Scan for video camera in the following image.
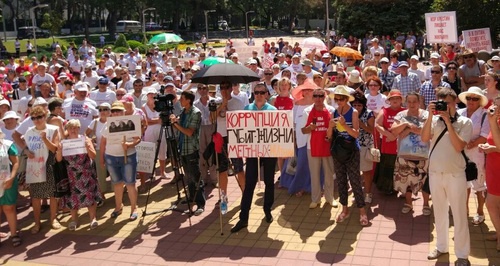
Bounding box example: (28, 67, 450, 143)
(154, 85, 176, 114)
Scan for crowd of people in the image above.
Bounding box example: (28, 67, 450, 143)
(0, 35, 499, 266)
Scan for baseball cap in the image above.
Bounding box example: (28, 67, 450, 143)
(410, 55, 419, 61)
(98, 102, 111, 109)
(248, 59, 258, 65)
(398, 61, 409, 67)
(33, 97, 48, 106)
(430, 52, 440, 59)
(98, 77, 109, 84)
(111, 101, 125, 111)
(164, 83, 175, 88)
(163, 76, 174, 82)
(59, 73, 68, 79)
(74, 82, 89, 92)
(380, 57, 389, 63)
(0, 99, 10, 107)
(301, 59, 313, 67)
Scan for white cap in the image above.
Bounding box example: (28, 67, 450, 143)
(0, 99, 10, 107)
(380, 57, 389, 63)
(430, 52, 440, 59)
(59, 72, 68, 78)
(74, 82, 89, 92)
(2, 110, 18, 120)
(33, 97, 48, 106)
(98, 102, 111, 109)
(410, 55, 419, 61)
(248, 59, 258, 65)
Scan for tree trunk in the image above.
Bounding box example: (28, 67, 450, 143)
(84, 0, 90, 39)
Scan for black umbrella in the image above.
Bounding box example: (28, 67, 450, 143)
(191, 63, 261, 84)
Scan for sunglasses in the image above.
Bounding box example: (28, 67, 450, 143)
(463, 55, 473, 59)
(31, 115, 44, 121)
(28, 104, 33, 107)
(380, 62, 389, 64)
(111, 109, 123, 113)
(313, 94, 325, 98)
(254, 91, 267, 95)
(447, 67, 457, 70)
(334, 97, 346, 102)
(431, 70, 441, 74)
(264, 73, 273, 75)
(98, 108, 110, 112)
(116, 93, 125, 96)
(465, 96, 480, 102)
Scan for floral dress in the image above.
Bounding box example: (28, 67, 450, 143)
(59, 153, 103, 210)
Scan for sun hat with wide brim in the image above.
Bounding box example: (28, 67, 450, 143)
(111, 101, 126, 111)
(328, 85, 355, 102)
(385, 89, 403, 104)
(291, 79, 317, 101)
(458, 86, 489, 107)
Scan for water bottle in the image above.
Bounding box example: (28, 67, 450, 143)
(220, 190, 228, 215)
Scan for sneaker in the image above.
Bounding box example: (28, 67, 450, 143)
(472, 214, 485, 225)
(90, 219, 98, 230)
(194, 208, 204, 216)
(68, 221, 77, 231)
(454, 258, 471, 266)
(427, 248, 448, 260)
(364, 193, 373, 204)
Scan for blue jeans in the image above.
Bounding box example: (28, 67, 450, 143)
(105, 153, 137, 185)
(181, 151, 205, 207)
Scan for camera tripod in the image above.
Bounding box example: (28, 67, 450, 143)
(142, 113, 192, 217)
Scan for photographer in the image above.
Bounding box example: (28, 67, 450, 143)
(194, 84, 217, 186)
(216, 81, 246, 197)
(421, 88, 472, 265)
(169, 91, 204, 216)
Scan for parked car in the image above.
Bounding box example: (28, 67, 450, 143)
(145, 22, 161, 31)
(17, 26, 50, 39)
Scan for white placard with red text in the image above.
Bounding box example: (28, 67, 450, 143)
(462, 28, 492, 52)
(226, 110, 294, 158)
(425, 11, 457, 44)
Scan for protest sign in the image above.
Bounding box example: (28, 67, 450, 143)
(61, 136, 86, 156)
(106, 115, 142, 144)
(227, 110, 294, 158)
(261, 53, 274, 69)
(462, 28, 492, 52)
(136, 141, 156, 173)
(425, 11, 457, 43)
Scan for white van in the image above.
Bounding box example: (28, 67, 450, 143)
(116, 20, 142, 33)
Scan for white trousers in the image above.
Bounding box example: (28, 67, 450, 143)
(307, 149, 335, 204)
(429, 171, 470, 259)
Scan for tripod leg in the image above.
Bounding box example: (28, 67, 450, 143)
(142, 122, 166, 217)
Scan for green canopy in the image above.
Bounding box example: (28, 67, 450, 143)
(148, 33, 184, 45)
(201, 57, 234, 66)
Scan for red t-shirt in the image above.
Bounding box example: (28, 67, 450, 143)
(306, 107, 332, 157)
(263, 42, 270, 53)
(274, 96, 293, 110)
(15, 65, 30, 76)
(486, 131, 500, 196)
(381, 106, 405, 154)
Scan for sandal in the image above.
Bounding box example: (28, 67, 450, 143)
(336, 212, 350, 223)
(295, 191, 304, 197)
(129, 212, 138, 221)
(422, 206, 432, 216)
(11, 235, 22, 247)
(30, 224, 41, 235)
(472, 214, 485, 225)
(401, 204, 413, 214)
(359, 214, 369, 227)
(0, 232, 8, 238)
(68, 221, 77, 231)
(110, 208, 123, 218)
(52, 220, 62, 230)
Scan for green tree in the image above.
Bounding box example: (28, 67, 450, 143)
(41, 11, 64, 42)
(114, 33, 129, 48)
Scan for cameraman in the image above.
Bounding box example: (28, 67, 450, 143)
(216, 81, 246, 196)
(170, 90, 205, 215)
(194, 84, 218, 186)
(421, 87, 472, 265)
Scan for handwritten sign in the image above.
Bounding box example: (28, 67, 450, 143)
(227, 110, 294, 158)
(425, 11, 457, 44)
(106, 115, 142, 145)
(262, 53, 274, 69)
(61, 136, 86, 156)
(136, 141, 156, 173)
(462, 28, 492, 52)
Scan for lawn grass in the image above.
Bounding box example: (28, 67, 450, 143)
(3, 37, 70, 54)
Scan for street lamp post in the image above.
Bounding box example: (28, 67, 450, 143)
(142, 7, 156, 33)
(204, 10, 215, 42)
(245, 11, 254, 43)
(30, 4, 48, 59)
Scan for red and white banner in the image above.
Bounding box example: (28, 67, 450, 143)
(462, 28, 492, 52)
(425, 11, 458, 43)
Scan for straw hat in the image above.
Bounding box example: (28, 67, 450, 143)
(111, 101, 125, 111)
(329, 85, 355, 102)
(458, 86, 488, 107)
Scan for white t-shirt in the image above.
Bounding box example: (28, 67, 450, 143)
(217, 97, 245, 137)
(370, 46, 385, 57)
(70, 60, 83, 73)
(15, 116, 34, 135)
(409, 68, 426, 83)
(17, 95, 32, 118)
(365, 93, 389, 115)
(62, 98, 98, 134)
(89, 90, 117, 106)
(88, 118, 107, 148)
(231, 91, 249, 106)
(82, 71, 100, 88)
(32, 73, 55, 90)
